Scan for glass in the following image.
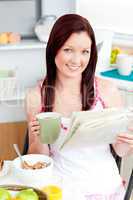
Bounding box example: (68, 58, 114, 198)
(116, 54, 132, 76)
(42, 185, 62, 200)
(41, 175, 62, 200)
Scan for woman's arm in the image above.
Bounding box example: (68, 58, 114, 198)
(112, 133, 133, 157)
(25, 86, 49, 155)
(98, 77, 133, 157)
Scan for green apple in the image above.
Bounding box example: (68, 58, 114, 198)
(16, 189, 39, 200)
(0, 188, 11, 200)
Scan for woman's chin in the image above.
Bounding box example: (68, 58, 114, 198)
(65, 70, 82, 78)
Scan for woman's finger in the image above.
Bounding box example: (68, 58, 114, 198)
(117, 138, 133, 145)
(33, 130, 40, 136)
(117, 136, 133, 141)
(31, 130, 40, 136)
(31, 120, 39, 126)
(115, 140, 123, 144)
(31, 125, 40, 132)
(128, 126, 133, 131)
(29, 121, 39, 130)
(36, 131, 40, 136)
(117, 133, 133, 139)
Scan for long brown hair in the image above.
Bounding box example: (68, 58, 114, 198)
(41, 14, 97, 112)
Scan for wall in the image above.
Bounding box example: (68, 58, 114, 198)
(75, 0, 133, 35)
(41, 0, 75, 17)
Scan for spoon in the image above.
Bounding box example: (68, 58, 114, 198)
(13, 144, 24, 166)
(13, 144, 51, 168)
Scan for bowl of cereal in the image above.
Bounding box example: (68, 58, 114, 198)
(12, 154, 53, 187)
(0, 159, 11, 177)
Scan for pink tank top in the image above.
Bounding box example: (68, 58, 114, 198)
(91, 77, 107, 110)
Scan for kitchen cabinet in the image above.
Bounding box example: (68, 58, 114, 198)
(0, 40, 45, 160)
(0, 121, 27, 160)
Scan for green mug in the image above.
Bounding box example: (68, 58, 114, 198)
(36, 112, 61, 144)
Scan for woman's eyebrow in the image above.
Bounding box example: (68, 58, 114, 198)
(63, 45, 91, 49)
(83, 47, 91, 50)
(63, 45, 73, 48)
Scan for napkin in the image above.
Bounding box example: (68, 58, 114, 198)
(60, 108, 132, 149)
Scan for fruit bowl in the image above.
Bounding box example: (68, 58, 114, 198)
(0, 185, 48, 200)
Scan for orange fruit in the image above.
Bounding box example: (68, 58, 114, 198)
(42, 185, 62, 200)
(0, 33, 8, 44)
(8, 32, 21, 44)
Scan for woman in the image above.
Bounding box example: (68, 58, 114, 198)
(26, 14, 133, 199)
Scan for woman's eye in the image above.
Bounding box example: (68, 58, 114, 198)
(83, 50, 90, 55)
(63, 48, 72, 52)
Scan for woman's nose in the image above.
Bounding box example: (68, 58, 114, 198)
(71, 53, 81, 65)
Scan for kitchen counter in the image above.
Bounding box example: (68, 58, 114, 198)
(97, 69, 133, 91)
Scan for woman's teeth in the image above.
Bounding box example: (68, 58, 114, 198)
(66, 64, 80, 70)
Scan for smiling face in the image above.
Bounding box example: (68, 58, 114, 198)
(55, 31, 92, 79)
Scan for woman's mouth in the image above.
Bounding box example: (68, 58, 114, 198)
(66, 64, 80, 71)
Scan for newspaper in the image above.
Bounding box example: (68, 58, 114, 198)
(60, 107, 133, 149)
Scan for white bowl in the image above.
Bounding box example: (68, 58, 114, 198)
(0, 161, 11, 177)
(12, 154, 53, 187)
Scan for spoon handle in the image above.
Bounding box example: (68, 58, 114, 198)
(13, 144, 23, 164)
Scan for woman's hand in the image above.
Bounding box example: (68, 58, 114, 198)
(28, 118, 50, 155)
(113, 131, 133, 157)
(29, 118, 40, 136)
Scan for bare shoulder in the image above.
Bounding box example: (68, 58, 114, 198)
(96, 76, 116, 91)
(25, 86, 42, 120)
(26, 85, 41, 101)
(96, 76, 124, 107)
